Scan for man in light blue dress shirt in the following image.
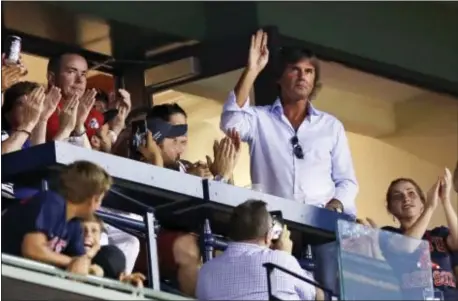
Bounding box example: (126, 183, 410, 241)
(220, 30, 359, 215)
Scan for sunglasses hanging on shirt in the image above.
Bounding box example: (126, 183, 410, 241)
(290, 136, 304, 159)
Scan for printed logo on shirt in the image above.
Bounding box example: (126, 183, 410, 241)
(433, 270, 456, 288)
(48, 236, 68, 253)
(88, 118, 100, 129)
(429, 236, 447, 253)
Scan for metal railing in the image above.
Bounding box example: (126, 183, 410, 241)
(1, 253, 193, 301)
(263, 262, 338, 301)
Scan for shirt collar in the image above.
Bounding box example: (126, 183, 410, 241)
(270, 97, 321, 119)
(226, 241, 268, 252)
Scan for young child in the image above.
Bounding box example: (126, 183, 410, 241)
(82, 215, 146, 287)
(2, 161, 112, 274)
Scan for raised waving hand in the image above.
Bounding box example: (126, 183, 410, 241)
(248, 30, 269, 74)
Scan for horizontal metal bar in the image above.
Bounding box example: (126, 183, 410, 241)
(96, 210, 146, 231)
(263, 262, 336, 296)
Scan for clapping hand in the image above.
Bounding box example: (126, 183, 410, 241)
(226, 128, 242, 166)
(58, 94, 79, 135)
(206, 137, 237, 181)
(426, 177, 441, 211)
(76, 89, 97, 128)
(40, 86, 62, 122)
(425, 168, 453, 210)
(21, 86, 46, 132)
(2, 65, 23, 92)
(439, 167, 452, 205)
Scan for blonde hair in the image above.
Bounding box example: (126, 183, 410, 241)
(82, 214, 106, 232)
(58, 160, 112, 204)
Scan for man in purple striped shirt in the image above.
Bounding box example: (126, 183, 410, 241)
(196, 200, 323, 300)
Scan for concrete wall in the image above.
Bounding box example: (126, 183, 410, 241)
(257, 2, 458, 83)
(169, 71, 457, 228)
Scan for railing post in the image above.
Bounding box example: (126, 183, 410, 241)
(41, 179, 48, 191)
(144, 210, 160, 290)
(204, 219, 214, 262)
(265, 264, 274, 301)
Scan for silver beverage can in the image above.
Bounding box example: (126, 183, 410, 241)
(5, 36, 22, 65)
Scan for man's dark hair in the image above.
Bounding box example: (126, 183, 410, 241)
(47, 52, 86, 75)
(2, 81, 40, 131)
(275, 47, 322, 100)
(228, 200, 271, 242)
(125, 106, 150, 126)
(146, 103, 187, 122)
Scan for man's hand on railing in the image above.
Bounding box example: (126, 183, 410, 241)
(89, 263, 104, 277)
(187, 161, 213, 179)
(119, 272, 146, 288)
(325, 199, 344, 213)
(67, 255, 91, 276)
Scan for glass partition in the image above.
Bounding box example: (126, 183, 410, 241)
(336, 220, 434, 300)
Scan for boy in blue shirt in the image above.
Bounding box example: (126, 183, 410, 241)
(2, 160, 112, 273)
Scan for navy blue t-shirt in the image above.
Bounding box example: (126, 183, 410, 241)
(381, 226, 458, 300)
(1, 129, 38, 199)
(1, 191, 85, 258)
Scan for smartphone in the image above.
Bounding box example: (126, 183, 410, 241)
(4, 36, 22, 65)
(130, 119, 147, 161)
(114, 75, 125, 96)
(270, 210, 284, 241)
